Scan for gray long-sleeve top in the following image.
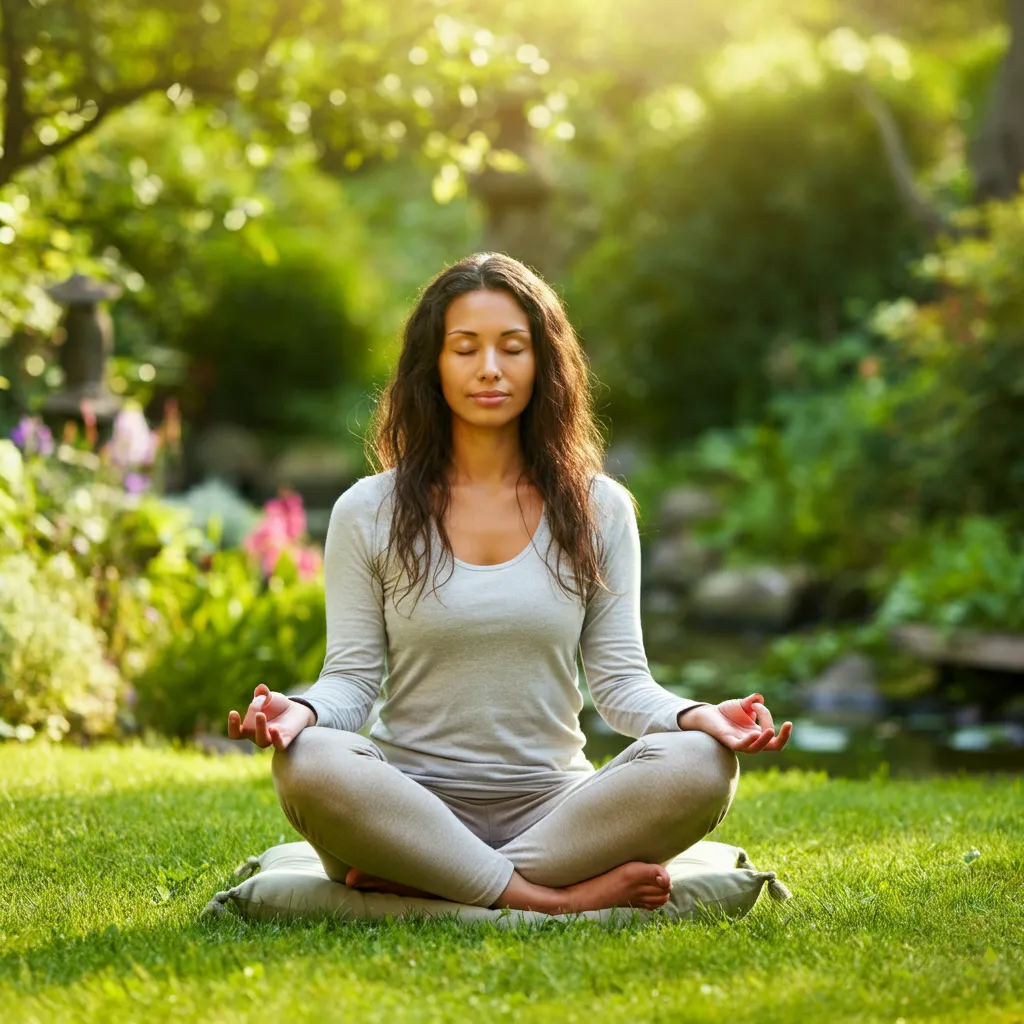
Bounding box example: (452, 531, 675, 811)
(290, 468, 707, 797)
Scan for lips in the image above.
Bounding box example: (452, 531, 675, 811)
(471, 392, 509, 398)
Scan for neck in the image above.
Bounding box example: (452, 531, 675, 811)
(446, 415, 527, 489)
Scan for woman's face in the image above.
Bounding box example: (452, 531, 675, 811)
(438, 288, 536, 428)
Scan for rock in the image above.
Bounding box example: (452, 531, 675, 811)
(802, 653, 885, 727)
(192, 424, 265, 493)
(647, 534, 721, 592)
(690, 565, 814, 630)
(658, 487, 722, 533)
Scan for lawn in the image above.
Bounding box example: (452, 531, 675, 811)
(1, 741, 1022, 1023)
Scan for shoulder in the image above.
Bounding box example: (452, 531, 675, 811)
(588, 472, 638, 521)
(329, 468, 396, 528)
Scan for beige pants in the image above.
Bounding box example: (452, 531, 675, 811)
(271, 726, 740, 908)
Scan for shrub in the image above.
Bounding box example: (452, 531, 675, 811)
(0, 553, 124, 741)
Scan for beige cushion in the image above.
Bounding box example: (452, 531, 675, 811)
(201, 839, 791, 928)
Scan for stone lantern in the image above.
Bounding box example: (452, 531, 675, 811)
(469, 94, 556, 278)
(42, 272, 123, 437)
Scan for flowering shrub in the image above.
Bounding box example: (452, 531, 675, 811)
(129, 547, 327, 739)
(1, 407, 330, 743)
(242, 490, 322, 581)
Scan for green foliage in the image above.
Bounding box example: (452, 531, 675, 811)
(567, 34, 934, 443)
(179, 229, 371, 435)
(866, 196, 1024, 517)
(0, 429, 329, 742)
(875, 517, 1024, 634)
(641, 192, 1024, 599)
(0, 553, 123, 742)
(130, 550, 326, 739)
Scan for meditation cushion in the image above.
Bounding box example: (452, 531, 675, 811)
(201, 839, 792, 928)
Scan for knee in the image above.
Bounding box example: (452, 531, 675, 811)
(271, 726, 377, 803)
(652, 729, 740, 812)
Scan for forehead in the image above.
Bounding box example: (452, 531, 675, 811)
(444, 288, 529, 328)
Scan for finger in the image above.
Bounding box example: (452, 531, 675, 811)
(753, 702, 775, 734)
(739, 728, 774, 754)
(749, 727, 775, 753)
(269, 725, 286, 752)
(227, 710, 244, 740)
(733, 729, 766, 752)
(254, 682, 271, 700)
(255, 711, 271, 748)
(242, 693, 268, 732)
(740, 693, 764, 711)
(763, 722, 793, 751)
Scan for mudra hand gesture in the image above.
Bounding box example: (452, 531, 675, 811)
(228, 683, 315, 751)
(680, 692, 793, 754)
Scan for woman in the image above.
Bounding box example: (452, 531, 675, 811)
(228, 252, 792, 916)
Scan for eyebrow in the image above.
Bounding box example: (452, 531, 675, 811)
(446, 328, 530, 337)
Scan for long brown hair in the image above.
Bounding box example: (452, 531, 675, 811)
(365, 252, 628, 612)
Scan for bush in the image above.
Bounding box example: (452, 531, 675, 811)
(130, 549, 327, 739)
(0, 553, 124, 741)
(566, 33, 936, 444)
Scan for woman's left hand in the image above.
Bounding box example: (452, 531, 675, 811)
(678, 693, 792, 754)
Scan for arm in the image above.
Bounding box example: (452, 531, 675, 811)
(579, 478, 710, 737)
(284, 481, 387, 732)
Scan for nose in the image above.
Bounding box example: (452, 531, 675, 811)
(479, 345, 502, 378)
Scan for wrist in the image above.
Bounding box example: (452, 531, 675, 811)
(677, 703, 713, 731)
(289, 698, 317, 728)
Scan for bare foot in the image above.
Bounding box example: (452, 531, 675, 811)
(494, 861, 672, 916)
(344, 867, 443, 900)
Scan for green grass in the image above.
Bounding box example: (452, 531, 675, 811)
(1, 741, 1022, 1023)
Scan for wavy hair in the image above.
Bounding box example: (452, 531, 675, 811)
(365, 252, 630, 613)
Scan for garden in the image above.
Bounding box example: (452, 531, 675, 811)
(2, 0, 1024, 1020)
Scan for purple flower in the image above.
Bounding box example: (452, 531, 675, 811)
(124, 472, 151, 494)
(108, 407, 157, 469)
(10, 416, 54, 457)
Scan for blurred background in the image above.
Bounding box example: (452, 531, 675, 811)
(2, 0, 1023, 776)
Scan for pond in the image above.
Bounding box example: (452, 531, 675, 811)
(580, 628, 1024, 778)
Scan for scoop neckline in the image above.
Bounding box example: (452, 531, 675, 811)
(451, 505, 547, 572)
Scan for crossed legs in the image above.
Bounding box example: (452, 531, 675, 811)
(271, 726, 740, 913)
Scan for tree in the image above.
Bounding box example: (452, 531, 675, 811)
(0, 0, 532, 189)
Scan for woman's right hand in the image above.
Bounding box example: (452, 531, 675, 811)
(228, 683, 315, 751)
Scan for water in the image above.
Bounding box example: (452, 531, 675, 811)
(580, 628, 1024, 777)
(581, 709, 1024, 777)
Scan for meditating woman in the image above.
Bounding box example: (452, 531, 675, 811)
(227, 252, 792, 916)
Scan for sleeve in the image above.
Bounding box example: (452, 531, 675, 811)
(284, 480, 387, 732)
(578, 477, 709, 737)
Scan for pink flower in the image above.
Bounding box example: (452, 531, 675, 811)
(108, 407, 158, 469)
(295, 546, 322, 581)
(242, 491, 321, 580)
(124, 472, 150, 493)
(264, 490, 306, 542)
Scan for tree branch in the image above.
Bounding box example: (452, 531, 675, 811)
(5, 68, 239, 183)
(854, 78, 954, 239)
